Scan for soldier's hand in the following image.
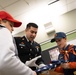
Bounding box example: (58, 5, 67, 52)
(25, 55, 41, 67)
(38, 63, 46, 68)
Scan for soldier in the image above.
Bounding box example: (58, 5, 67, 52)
(0, 11, 37, 75)
(14, 23, 45, 70)
(51, 32, 76, 75)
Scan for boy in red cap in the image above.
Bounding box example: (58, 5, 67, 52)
(51, 32, 76, 75)
(0, 11, 22, 32)
(0, 11, 37, 75)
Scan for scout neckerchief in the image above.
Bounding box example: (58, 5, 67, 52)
(60, 45, 76, 62)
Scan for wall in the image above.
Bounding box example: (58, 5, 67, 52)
(52, 9, 76, 33)
(40, 9, 76, 50)
(36, 9, 76, 43)
(41, 31, 76, 51)
(13, 9, 76, 50)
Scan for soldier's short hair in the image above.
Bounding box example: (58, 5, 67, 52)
(26, 22, 38, 29)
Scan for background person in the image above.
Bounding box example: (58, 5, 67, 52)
(0, 11, 37, 75)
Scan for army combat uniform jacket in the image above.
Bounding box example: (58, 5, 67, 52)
(14, 36, 44, 70)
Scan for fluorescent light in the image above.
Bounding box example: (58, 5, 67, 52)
(48, 0, 59, 5)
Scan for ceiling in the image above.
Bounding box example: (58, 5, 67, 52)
(0, 0, 76, 35)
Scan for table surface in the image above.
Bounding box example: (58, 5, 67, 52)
(39, 70, 64, 75)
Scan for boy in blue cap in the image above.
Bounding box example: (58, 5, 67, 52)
(51, 32, 76, 75)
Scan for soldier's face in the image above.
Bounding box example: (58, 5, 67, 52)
(25, 26, 38, 41)
(56, 38, 67, 49)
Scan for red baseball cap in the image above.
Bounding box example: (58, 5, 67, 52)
(0, 11, 22, 27)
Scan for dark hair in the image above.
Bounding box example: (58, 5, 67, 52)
(26, 22, 38, 29)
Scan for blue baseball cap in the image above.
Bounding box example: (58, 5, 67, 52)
(51, 32, 66, 42)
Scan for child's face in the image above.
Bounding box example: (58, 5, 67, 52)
(56, 38, 67, 49)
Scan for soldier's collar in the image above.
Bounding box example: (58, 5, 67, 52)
(24, 35, 33, 44)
